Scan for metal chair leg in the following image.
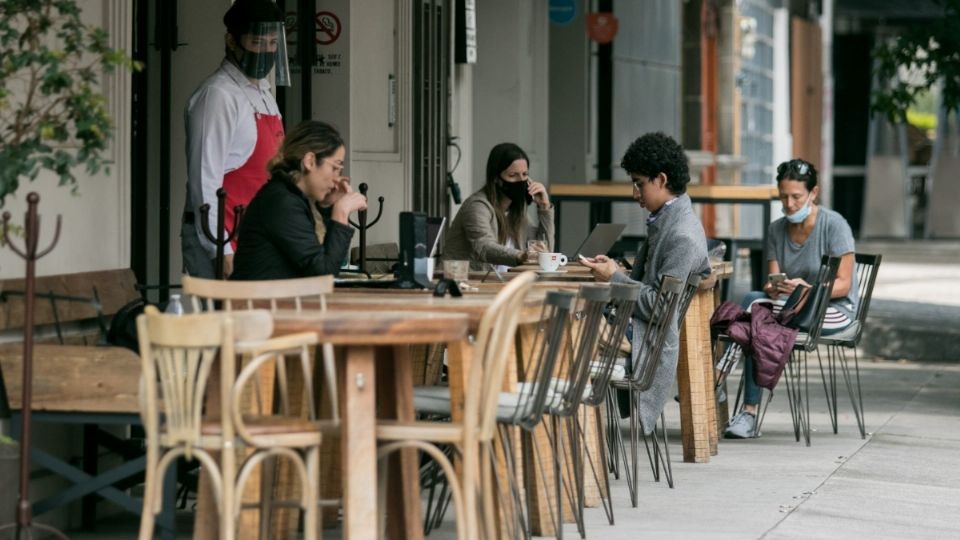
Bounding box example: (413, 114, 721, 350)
(818, 344, 839, 434)
(838, 345, 867, 438)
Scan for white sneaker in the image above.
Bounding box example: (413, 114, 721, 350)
(724, 411, 758, 439)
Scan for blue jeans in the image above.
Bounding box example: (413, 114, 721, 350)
(739, 291, 768, 406)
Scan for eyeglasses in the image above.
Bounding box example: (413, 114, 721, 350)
(777, 160, 810, 177)
(631, 175, 653, 190)
(323, 158, 344, 175)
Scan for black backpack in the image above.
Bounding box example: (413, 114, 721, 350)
(106, 298, 149, 352)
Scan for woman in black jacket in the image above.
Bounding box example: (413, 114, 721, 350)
(231, 120, 367, 280)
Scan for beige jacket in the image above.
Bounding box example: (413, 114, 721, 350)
(442, 191, 555, 269)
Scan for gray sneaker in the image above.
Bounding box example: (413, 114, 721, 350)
(724, 411, 758, 439)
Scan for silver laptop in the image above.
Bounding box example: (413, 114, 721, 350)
(571, 223, 626, 259)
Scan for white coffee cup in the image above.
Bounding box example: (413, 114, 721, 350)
(538, 252, 568, 272)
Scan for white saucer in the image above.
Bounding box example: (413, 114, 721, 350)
(536, 269, 568, 277)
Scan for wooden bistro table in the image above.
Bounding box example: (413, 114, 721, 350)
(0, 344, 178, 539)
(321, 289, 556, 535)
(269, 309, 469, 540)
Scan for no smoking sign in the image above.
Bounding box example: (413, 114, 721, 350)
(315, 11, 341, 45)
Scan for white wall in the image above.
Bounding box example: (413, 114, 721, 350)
(160, 0, 233, 283)
(345, 0, 412, 247)
(0, 0, 132, 279)
(469, 0, 550, 195)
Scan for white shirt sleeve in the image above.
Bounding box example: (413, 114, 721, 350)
(185, 85, 242, 257)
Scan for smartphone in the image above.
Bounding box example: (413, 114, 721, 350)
(768, 272, 787, 284)
(577, 254, 594, 263)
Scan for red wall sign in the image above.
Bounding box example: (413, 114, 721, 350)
(586, 12, 619, 44)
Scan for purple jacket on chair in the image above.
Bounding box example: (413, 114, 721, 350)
(710, 302, 799, 390)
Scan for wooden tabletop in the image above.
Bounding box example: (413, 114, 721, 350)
(0, 344, 141, 414)
(550, 182, 779, 201)
(319, 290, 547, 331)
(271, 309, 469, 345)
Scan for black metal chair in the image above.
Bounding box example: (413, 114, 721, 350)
(607, 275, 684, 504)
(816, 253, 882, 439)
(575, 282, 640, 527)
(413, 289, 576, 539)
(716, 256, 842, 445)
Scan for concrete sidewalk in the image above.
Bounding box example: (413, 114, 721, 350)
(561, 357, 960, 539)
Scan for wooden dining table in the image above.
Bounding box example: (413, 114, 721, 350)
(320, 289, 559, 535)
(270, 309, 470, 540)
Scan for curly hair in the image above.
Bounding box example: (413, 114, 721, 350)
(620, 132, 690, 194)
(776, 158, 818, 191)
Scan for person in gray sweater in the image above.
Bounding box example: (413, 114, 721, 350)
(443, 143, 555, 270)
(582, 132, 711, 433)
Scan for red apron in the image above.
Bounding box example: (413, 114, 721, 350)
(222, 111, 284, 250)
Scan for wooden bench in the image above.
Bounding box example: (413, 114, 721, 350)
(0, 269, 172, 534)
(0, 268, 141, 347)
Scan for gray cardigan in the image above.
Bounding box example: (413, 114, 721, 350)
(443, 190, 555, 269)
(610, 193, 710, 432)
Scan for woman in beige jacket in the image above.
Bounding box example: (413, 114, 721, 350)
(443, 143, 555, 269)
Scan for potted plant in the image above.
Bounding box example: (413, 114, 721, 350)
(0, 0, 141, 205)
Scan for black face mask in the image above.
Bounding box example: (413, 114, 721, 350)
(497, 178, 533, 205)
(236, 47, 275, 79)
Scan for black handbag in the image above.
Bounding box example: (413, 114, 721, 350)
(779, 283, 816, 331)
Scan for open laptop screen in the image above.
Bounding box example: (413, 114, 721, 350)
(426, 216, 446, 257)
(571, 223, 626, 259)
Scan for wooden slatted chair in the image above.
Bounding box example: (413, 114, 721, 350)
(136, 307, 322, 540)
(376, 271, 538, 540)
(182, 275, 340, 535)
(181, 275, 339, 429)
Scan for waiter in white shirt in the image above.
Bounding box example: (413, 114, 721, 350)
(182, 0, 290, 278)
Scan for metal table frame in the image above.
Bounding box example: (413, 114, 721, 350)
(11, 411, 176, 539)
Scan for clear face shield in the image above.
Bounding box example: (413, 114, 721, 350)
(233, 21, 290, 85)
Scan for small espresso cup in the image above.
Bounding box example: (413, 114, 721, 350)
(538, 252, 568, 272)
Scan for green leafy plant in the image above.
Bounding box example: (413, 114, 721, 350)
(871, 0, 960, 123)
(0, 0, 142, 205)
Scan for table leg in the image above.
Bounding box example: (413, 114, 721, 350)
(445, 338, 478, 536)
(342, 345, 378, 540)
(760, 201, 771, 289)
(377, 346, 423, 540)
(700, 290, 720, 455)
(677, 292, 711, 463)
(81, 424, 97, 529)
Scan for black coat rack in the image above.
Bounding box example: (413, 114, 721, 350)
(198, 188, 244, 280)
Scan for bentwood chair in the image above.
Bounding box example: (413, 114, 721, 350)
(137, 307, 322, 540)
(182, 275, 339, 426)
(607, 275, 684, 504)
(182, 275, 340, 533)
(378, 271, 538, 540)
(816, 253, 882, 438)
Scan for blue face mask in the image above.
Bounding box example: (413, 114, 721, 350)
(785, 197, 812, 223)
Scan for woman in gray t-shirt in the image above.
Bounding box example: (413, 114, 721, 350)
(724, 158, 858, 439)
